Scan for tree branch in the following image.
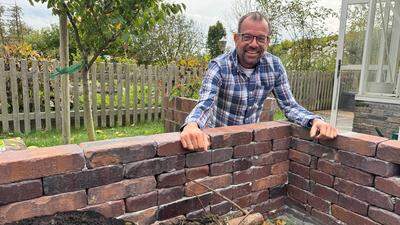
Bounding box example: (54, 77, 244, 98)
(61, 1, 85, 56)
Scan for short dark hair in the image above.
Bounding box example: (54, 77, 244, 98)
(237, 11, 271, 35)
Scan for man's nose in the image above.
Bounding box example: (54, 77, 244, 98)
(249, 37, 259, 47)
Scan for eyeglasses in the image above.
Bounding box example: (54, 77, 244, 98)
(238, 33, 270, 44)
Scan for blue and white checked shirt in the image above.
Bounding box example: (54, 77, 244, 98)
(184, 49, 320, 129)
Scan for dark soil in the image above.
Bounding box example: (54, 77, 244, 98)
(6, 211, 135, 225)
(178, 213, 227, 225)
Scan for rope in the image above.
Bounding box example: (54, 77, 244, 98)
(50, 62, 83, 79)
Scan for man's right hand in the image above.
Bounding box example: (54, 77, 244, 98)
(180, 122, 210, 151)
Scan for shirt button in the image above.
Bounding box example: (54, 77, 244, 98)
(249, 91, 253, 95)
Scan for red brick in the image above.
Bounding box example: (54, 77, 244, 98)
(317, 160, 336, 175)
(210, 186, 234, 204)
(310, 169, 334, 187)
(185, 174, 232, 196)
(287, 184, 309, 203)
(269, 185, 287, 198)
(332, 205, 379, 225)
(254, 141, 272, 154)
(126, 191, 157, 212)
(125, 156, 179, 178)
(210, 201, 232, 215)
(211, 147, 233, 163)
(337, 193, 368, 216)
(369, 206, 400, 225)
(0, 179, 42, 206)
(253, 165, 271, 180)
(252, 121, 291, 142)
(173, 110, 189, 125)
(320, 132, 388, 156)
(204, 125, 253, 148)
(78, 200, 125, 218)
(291, 138, 337, 160)
(310, 156, 318, 169)
(377, 140, 400, 164)
(154, 132, 187, 156)
(176, 97, 197, 112)
(0, 191, 87, 224)
(338, 150, 399, 177)
(119, 207, 157, 225)
(290, 123, 313, 141)
(0, 144, 85, 184)
(186, 151, 211, 167)
(311, 209, 342, 225)
(158, 186, 184, 205)
(251, 190, 269, 205)
(375, 177, 400, 197)
(308, 193, 330, 213)
(233, 183, 252, 198)
(233, 144, 254, 158)
(312, 183, 338, 203)
(271, 161, 289, 175)
(336, 164, 374, 186)
(234, 194, 252, 208)
(158, 193, 211, 220)
(157, 170, 186, 188)
(233, 168, 253, 184)
(186, 206, 210, 219)
(81, 136, 157, 168)
(288, 172, 311, 190)
(334, 178, 394, 210)
(252, 150, 288, 166)
(186, 166, 209, 181)
(285, 196, 309, 214)
(210, 161, 233, 176)
(233, 158, 252, 171)
(252, 174, 287, 191)
(289, 161, 310, 179)
(88, 176, 156, 205)
(43, 165, 123, 195)
(289, 149, 311, 165)
(273, 138, 291, 151)
(396, 198, 400, 215)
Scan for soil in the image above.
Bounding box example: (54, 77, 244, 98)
(6, 211, 135, 225)
(177, 213, 227, 225)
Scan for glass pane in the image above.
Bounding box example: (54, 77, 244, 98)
(365, 0, 398, 94)
(343, 4, 369, 65)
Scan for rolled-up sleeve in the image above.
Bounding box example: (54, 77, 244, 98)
(272, 59, 322, 128)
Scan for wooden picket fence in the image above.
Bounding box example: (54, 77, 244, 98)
(287, 71, 334, 111)
(0, 58, 333, 133)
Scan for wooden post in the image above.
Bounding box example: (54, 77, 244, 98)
(60, 14, 71, 144)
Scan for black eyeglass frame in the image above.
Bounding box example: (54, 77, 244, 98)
(237, 33, 270, 45)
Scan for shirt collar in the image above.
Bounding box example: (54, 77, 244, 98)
(231, 49, 266, 78)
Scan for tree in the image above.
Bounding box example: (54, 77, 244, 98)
(0, 5, 6, 45)
(30, 0, 184, 141)
(131, 14, 204, 65)
(7, 3, 31, 43)
(207, 21, 226, 58)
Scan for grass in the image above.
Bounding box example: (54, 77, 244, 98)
(0, 121, 164, 148)
(273, 109, 287, 121)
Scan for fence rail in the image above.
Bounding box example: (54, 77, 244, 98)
(0, 58, 333, 133)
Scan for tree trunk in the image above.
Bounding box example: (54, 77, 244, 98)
(81, 67, 96, 141)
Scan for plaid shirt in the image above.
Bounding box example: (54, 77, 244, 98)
(184, 49, 320, 129)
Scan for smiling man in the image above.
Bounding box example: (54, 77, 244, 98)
(180, 11, 338, 151)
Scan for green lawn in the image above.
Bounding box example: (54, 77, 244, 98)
(0, 121, 164, 148)
(273, 109, 287, 121)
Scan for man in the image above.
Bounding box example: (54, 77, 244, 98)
(180, 12, 337, 151)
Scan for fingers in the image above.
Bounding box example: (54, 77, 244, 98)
(310, 123, 319, 138)
(312, 122, 338, 140)
(180, 126, 209, 151)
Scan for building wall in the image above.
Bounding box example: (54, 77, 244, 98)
(353, 100, 400, 138)
(0, 122, 400, 225)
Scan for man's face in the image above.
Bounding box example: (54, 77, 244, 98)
(234, 18, 270, 68)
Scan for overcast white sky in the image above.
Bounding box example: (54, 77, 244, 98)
(1, 0, 341, 48)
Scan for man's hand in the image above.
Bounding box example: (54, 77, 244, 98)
(310, 119, 338, 140)
(180, 122, 210, 151)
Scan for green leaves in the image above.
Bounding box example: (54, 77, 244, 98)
(207, 21, 226, 58)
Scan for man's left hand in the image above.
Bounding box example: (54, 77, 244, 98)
(310, 119, 338, 140)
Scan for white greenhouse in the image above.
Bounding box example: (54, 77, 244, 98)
(331, 0, 400, 138)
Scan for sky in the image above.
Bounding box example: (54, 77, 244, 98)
(1, 0, 342, 48)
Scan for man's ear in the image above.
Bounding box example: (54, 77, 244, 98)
(233, 33, 239, 44)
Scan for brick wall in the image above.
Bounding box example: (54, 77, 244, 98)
(353, 100, 400, 138)
(163, 96, 277, 133)
(1, 122, 399, 225)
